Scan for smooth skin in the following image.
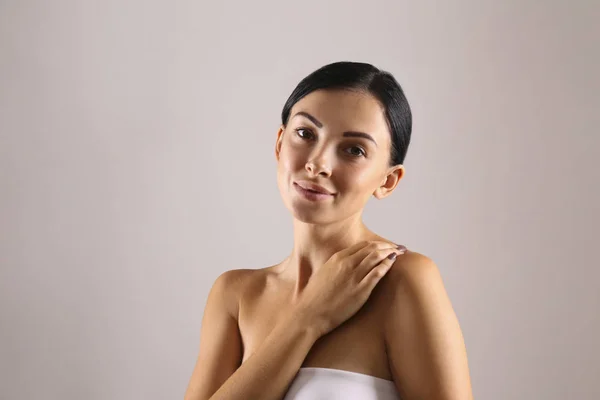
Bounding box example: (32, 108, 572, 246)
(184, 89, 473, 399)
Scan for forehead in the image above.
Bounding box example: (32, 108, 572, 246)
(289, 89, 390, 142)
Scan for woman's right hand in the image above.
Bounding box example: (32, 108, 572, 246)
(293, 240, 407, 338)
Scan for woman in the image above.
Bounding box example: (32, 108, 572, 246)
(184, 61, 473, 400)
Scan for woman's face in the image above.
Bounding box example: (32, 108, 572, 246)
(275, 88, 404, 224)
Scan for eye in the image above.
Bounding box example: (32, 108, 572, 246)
(295, 127, 314, 140)
(347, 146, 366, 157)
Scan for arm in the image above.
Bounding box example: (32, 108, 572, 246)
(383, 252, 473, 400)
(184, 270, 320, 400)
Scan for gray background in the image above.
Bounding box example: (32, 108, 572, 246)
(1, 1, 598, 399)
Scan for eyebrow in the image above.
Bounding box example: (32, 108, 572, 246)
(292, 111, 378, 147)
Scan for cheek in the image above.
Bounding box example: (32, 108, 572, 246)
(337, 168, 380, 195)
(279, 143, 306, 172)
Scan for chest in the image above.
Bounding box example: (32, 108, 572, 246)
(237, 280, 393, 380)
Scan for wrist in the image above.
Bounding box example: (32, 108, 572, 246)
(283, 306, 322, 343)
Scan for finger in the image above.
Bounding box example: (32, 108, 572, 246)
(335, 240, 373, 259)
(332, 240, 386, 262)
(348, 241, 403, 263)
(359, 251, 399, 290)
(355, 246, 406, 279)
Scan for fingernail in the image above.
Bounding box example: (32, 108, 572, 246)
(387, 252, 397, 260)
(396, 244, 407, 251)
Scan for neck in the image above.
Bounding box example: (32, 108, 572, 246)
(280, 212, 379, 300)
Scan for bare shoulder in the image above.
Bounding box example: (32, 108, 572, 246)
(379, 249, 446, 302)
(366, 235, 438, 280)
(209, 268, 262, 318)
(211, 265, 279, 313)
(214, 267, 256, 288)
(379, 251, 473, 398)
(389, 250, 439, 281)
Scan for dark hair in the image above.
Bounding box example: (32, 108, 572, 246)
(281, 61, 412, 166)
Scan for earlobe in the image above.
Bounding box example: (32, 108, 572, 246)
(372, 178, 389, 199)
(373, 166, 405, 199)
(372, 187, 385, 200)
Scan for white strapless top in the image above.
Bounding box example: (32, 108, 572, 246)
(283, 367, 401, 400)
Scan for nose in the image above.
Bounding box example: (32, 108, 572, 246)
(305, 156, 332, 177)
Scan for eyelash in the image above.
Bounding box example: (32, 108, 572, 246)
(295, 128, 366, 157)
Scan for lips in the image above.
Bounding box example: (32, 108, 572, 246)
(294, 180, 334, 195)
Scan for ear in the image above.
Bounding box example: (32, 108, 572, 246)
(275, 125, 285, 161)
(373, 165, 405, 199)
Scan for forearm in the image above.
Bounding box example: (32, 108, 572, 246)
(209, 315, 319, 400)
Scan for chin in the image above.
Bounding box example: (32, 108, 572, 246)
(291, 211, 330, 224)
(286, 201, 328, 223)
